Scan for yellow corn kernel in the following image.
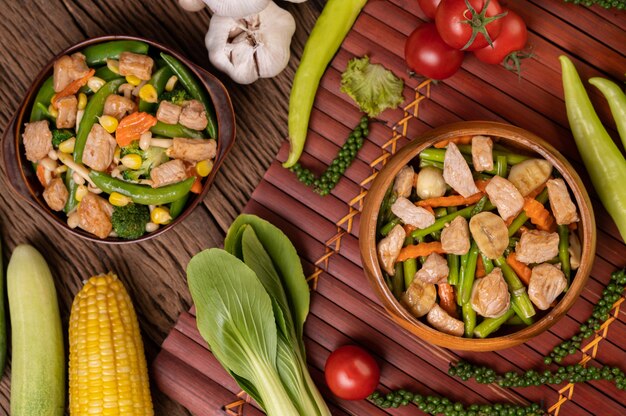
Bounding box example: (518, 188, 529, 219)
(139, 84, 158, 103)
(59, 136, 76, 154)
(195, 160, 213, 177)
(108, 192, 132, 207)
(150, 207, 172, 225)
(87, 76, 106, 93)
(125, 75, 142, 86)
(98, 115, 119, 133)
(48, 104, 59, 118)
(165, 75, 178, 92)
(121, 154, 142, 170)
(77, 93, 87, 110)
(75, 185, 88, 202)
(69, 273, 154, 416)
(106, 58, 120, 74)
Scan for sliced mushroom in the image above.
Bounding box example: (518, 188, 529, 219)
(471, 268, 510, 318)
(377, 224, 406, 276)
(485, 176, 524, 221)
(414, 253, 449, 284)
(469, 212, 509, 259)
(528, 263, 567, 310)
(515, 230, 559, 264)
(415, 166, 447, 199)
(507, 158, 552, 196)
(443, 142, 480, 198)
(546, 178, 579, 225)
(426, 304, 464, 336)
(391, 197, 436, 229)
(569, 232, 581, 270)
(393, 165, 414, 198)
(401, 279, 436, 318)
(441, 216, 470, 255)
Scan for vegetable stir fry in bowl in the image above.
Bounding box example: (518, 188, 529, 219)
(360, 122, 595, 351)
(3, 36, 235, 242)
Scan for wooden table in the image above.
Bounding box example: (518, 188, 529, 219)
(1, 1, 625, 416)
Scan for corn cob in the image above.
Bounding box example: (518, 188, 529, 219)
(69, 273, 153, 416)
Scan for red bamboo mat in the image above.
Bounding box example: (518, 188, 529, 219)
(153, 1, 626, 414)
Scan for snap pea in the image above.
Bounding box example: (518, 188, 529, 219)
(34, 103, 55, 122)
(474, 309, 515, 338)
(90, 171, 195, 205)
(462, 302, 476, 338)
(74, 78, 125, 163)
(79, 67, 120, 94)
(160, 53, 217, 138)
(29, 76, 55, 122)
(169, 194, 190, 219)
(558, 225, 571, 284)
(82, 40, 149, 66)
(139, 66, 174, 113)
(64, 169, 78, 214)
(494, 257, 536, 320)
(150, 121, 204, 139)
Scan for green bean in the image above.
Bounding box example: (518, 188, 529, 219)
(377, 184, 396, 234)
(79, 67, 120, 94)
(470, 195, 488, 216)
(460, 242, 479, 305)
(558, 225, 571, 285)
(403, 259, 417, 290)
(434, 207, 448, 218)
(64, 169, 78, 214)
(496, 154, 508, 177)
(447, 254, 459, 286)
(139, 66, 174, 112)
(494, 257, 536, 320)
(420, 148, 472, 164)
(83, 40, 149, 66)
(74, 79, 125, 163)
(150, 121, 204, 139)
(169, 193, 190, 219)
(392, 263, 404, 300)
(481, 253, 494, 275)
(505, 314, 530, 326)
(508, 187, 550, 236)
(418, 159, 444, 170)
(90, 171, 195, 205)
(457, 252, 469, 306)
(457, 144, 530, 165)
(161, 53, 217, 138)
(411, 202, 495, 239)
(474, 309, 516, 338)
(29, 76, 55, 122)
(462, 302, 476, 338)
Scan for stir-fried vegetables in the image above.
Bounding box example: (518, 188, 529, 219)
(376, 135, 581, 338)
(23, 40, 218, 239)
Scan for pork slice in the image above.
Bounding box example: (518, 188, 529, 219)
(414, 253, 449, 284)
(393, 165, 414, 198)
(377, 224, 406, 276)
(471, 135, 493, 172)
(426, 304, 464, 336)
(43, 177, 69, 211)
(528, 263, 567, 310)
(441, 216, 470, 255)
(391, 197, 435, 229)
(78, 192, 113, 239)
(547, 178, 579, 225)
(179, 100, 208, 131)
(150, 159, 187, 188)
(82, 124, 116, 172)
(515, 230, 559, 264)
(103, 95, 137, 121)
(53, 53, 90, 92)
(156, 101, 182, 125)
(485, 176, 524, 221)
(166, 138, 216, 162)
(23, 120, 53, 162)
(119, 52, 154, 81)
(443, 142, 480, 198)
(56, 95, 78, 129)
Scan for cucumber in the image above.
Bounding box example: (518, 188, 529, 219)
(0, 237, 6, 375)
(7, 245, 65, 415)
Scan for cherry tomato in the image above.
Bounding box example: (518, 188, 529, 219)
(417, 0, 442, 19)
(435, 0, 505, 51)
(324, 345, 380, 400)
(405, 23, 465, 80)
(473, 10, 527, 64)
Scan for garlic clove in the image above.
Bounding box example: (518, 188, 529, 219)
(203, 0, 270, 18)
(179, 0, 206, 12)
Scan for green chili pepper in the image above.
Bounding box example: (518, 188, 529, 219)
(79, 67, 120, 94)
(474, 309, 516, 338)
(494, 257, 536, 320)
(560, 55, 626, 242)
(139, 66, 174, 113)
(30, 76, 55, 122)
(589, 77, 626, 150)
(462, 302, 476, 338)
(82, 40, 149, 66)
(90, 171, 195, 205)
(284, 0, 368, 168)
(558, 225, 571, 284)
(160, 53, 217, 138)
(169, 194, 190, 219)
(74, 78, 125, 163)
(508, 187, 549, 236)
(150, 121, 204, 139)
(64, 169, 79, 214)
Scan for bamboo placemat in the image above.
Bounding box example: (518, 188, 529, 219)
(153, 1, 626, 414)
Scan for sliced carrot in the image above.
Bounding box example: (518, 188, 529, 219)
(568, 222, 578, 231)
(438, 283, 458, 318)
(475, 179, 491, 193)
(416, 192, 483, 208)
(403, 224, 416, 234)
(116, 112, 158, 147)
(434, 135, 472, 148)
(51, 68, 95, 107)
(506, 252, 532, 286)
(190, 176, 202, 194)
(523, 197, 556, 232)
(423, 205, 436, 215)
(36, 164, 48, 186)
(476, 257, 486, 278)
(397, 241, 444, 262)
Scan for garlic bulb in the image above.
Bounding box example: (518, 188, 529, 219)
(203, 0, 270, 18)
(205, 1, 295, 84)
(178, 0, 206, 12)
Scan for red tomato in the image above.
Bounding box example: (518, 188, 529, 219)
(435, 0, 505, 51)
(405, 23, 465, 80)
(417, 0, 442, 19)
(324, 345, 380, 400)
(473, 10, 527, 64)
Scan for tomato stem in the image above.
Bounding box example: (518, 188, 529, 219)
(461, 0, 508, 50)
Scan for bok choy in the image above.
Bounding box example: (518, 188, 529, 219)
(187, 214, 330, 416)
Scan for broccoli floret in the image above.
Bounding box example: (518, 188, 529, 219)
(122, 146, 169, 181)
(52, 129, 74, 148)
(120, 141, 143, 157)
(160, 88, 192, 105)
(111, 203, 150, 239)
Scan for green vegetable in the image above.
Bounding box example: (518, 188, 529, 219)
(494, 257, 536, 321)
(558, 224, 571, 284)
(473, 309, 515, 338)
(462, 302, 476, 338)
(469, 195, 488, 216)
(392, 263, 404, 299)
(589, 77, 626, 151)
(90, 171, 194, 205)
(161, 53, 217, 138)
(169, 194, 190, 219)
(403, 258, 417, 289)
(79, 66, 120, 94)
(560, 55, 626, 242)
(447, 254, 459, 285)
(82, 40, 149, 66)
(379, 218, 401, 237)
(481, 253, 494, 274)
(159, 88, 192, 106)
(508, 187, 549, 236)
(284, 0, 368, 168)
(496, 154, 508, 177)
(30, 76, 55, 122)
(0, 237, 6, 375)
(111, 203, 150, 239)
(74, 78, 125, 163)
(459, 242, 479, 305)
(121, 146, 169, 181)
(139, 66, 175, 112)
(63, 169, 78, 214)
(150, 121, 204, 139)
(8, 245, 65, 416)
(51, 129, 74, 148)
(340, 56, 404, 117)
(410, 201, 496, 239)
(563, 0, 625, 10)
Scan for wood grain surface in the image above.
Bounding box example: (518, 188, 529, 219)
(0, 1, 324, 414)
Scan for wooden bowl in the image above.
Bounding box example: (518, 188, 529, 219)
(359, 121, 596, 351)
(1, 35, 235, 244)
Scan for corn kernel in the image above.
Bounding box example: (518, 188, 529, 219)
(106, 59, 120, 74)
(195, 160, 213, 177)
(59, 136, 76, 154)
(165, 75, 178, 92)
(98, 115, 119, 134)
(109, 192, 132, 207)
(121, 154, 143, 170)
(48, 104, 59, 118)
(75, 185, 88, 202)
(151, 207, 172, 225)
(55, 165, 68, 175)
(139, 84, 158, 103)
(77, 93, 88, 110)
(126, 75, 142, 86)
(87, 76, 106, 92)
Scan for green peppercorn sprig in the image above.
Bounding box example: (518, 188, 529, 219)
(368, 390, 545, 415)
(545, 268, 626, 365)
(289, 116, 369, 196)
(563, 0, 626, 10)
(449, 360, 626, 391)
